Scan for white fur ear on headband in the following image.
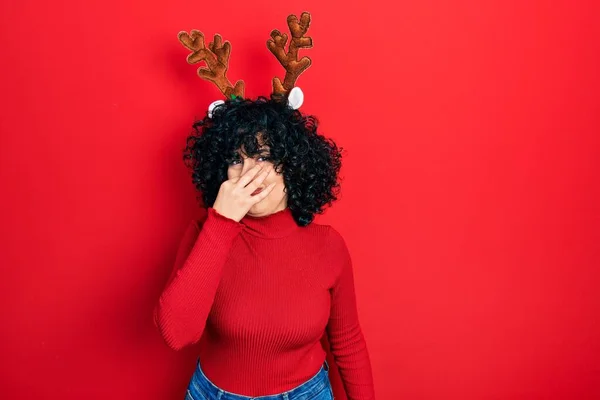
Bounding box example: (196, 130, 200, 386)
(287, 87, 304, 110)
(207, 88, 304, 119)
(207, 100, 225, 118)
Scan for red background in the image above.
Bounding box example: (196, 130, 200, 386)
(1, 0, 599, 399)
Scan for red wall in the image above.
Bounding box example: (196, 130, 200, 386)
(1, 1, 599, 399)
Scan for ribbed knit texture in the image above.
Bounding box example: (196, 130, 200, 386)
(153, 207, 375, 399)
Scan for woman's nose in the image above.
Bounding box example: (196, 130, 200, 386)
(241, 157, 256, 173)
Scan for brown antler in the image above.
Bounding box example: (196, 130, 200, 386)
(267, 12, 313, 97)
(178, 30, 245, 98)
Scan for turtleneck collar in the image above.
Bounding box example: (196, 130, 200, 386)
(240, 207, 300, 239)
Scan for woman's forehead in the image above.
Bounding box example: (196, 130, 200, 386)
(235, 144, 270, 154)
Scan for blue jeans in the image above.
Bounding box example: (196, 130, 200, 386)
(185, 359, 334, 400)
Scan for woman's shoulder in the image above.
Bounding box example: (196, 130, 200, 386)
(182, 207, 211, 238)
(304, 223, 352, 280)
(304, 221, 349, 251)
(189, 207, 209, 231)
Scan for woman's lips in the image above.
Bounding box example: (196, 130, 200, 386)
(251, 187, 264, 196)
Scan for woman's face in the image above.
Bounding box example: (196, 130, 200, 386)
(227, 144, 287, 217)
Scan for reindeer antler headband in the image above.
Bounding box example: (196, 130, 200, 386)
(178, 12, 313, 118)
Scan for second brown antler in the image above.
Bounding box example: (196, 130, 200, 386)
(267, 12, 313, 97)
(178, 30, 245, 98)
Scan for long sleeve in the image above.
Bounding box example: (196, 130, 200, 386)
(326, 227, 376, 400)
(153, 207, 243, 350)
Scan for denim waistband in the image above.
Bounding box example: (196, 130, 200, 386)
(188, 358, 331, 400)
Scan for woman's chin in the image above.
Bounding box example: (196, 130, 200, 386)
(247, 200, 285, 217)
(247, 204, 271, 217)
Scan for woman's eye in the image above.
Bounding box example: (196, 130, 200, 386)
(229, 159, 241, 166)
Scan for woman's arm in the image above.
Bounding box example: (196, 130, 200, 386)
(153, 207, 243, 350)
(326, 227, 376, 400)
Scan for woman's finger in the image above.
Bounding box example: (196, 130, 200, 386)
(235, 164, 263, 188)
(251, 182, 277, 203)
(244, 166, 272, 194)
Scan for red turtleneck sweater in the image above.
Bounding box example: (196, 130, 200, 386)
(153, 207, 375, 399)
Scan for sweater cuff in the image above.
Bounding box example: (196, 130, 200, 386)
(203, 207, 244, 238)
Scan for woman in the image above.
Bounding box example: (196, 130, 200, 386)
(154, 12, 375, 400)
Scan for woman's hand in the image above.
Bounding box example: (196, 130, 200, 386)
(212, 164, 277, 222)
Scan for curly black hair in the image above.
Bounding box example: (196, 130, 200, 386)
(183, 95, 343, 226)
